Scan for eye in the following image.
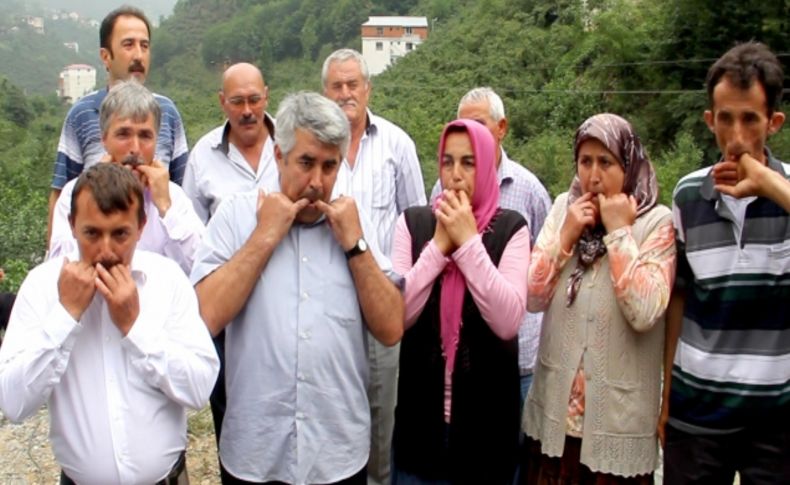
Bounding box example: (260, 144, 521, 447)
(462, 157, 475, 168)
(112, 229, 130, 241)
(140, 41, 150, 50)
(743, 112, 759, 124)
(440, 156, 454, 167)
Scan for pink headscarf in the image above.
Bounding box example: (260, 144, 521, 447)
(435, 119, 500, 375)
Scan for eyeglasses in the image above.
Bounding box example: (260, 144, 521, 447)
(227, 95, 264, 107)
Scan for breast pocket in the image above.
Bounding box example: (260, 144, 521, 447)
(323, 279, 362, 328)
(372, 162, 395, 210)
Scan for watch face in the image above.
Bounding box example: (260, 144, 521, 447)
(358, 239, 368, 252)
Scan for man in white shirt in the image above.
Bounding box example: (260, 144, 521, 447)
(191, 92, 404, 484)
(183, 62, 279, 224)
(322, 49, 426, 485)
(49, 80, 205, 275)
(0, 163, 219, 484)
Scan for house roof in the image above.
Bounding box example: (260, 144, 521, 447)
(363, 16, 428, 28)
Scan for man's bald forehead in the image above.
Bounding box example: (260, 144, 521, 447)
(221, 63, 265, 90)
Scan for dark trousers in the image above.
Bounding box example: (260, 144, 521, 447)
(663, 421, 790, 485)
(220, 463, 366, 485)
(210, 329, 226, 444)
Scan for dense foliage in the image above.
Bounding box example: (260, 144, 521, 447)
(1, 0, 790, 291)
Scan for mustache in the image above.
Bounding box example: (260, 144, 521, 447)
(337, 99, 357, 109)
(129, 61, 145, 74)
(97, 258, 121, 269)
(239, 115, 258, 126)
(301, 188, 322, 203)
(121, 154, 145, 168)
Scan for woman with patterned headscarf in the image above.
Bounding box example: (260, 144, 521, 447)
(390, 119, 530, 484)
(520, 114, 676, 484)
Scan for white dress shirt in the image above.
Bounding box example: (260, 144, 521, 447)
(0, 251, 219, 485)
(183, 117, 279, 224)
(49, 177, 206, 275)
(332, 110, 426, 257)
(190, 185, 393, 484)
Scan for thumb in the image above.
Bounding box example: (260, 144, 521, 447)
(715, 184, 737, 197)
(629, 195, 638, 211)
(597, 193, 606, 205)
(292, 198, 311, 213)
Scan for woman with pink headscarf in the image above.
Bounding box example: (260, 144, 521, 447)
(521, 114, 676, 484)
(390, 119, 530, 484)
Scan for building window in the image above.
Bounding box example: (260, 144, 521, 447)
(376, 42, 383, 51)
(405, 27, 413, 34)
(406, 42, 413, 51)
(376, 27, 383, 35)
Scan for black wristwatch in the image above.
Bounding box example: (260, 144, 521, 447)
(345, 237, 369, 260)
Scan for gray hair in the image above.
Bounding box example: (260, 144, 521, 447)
(99, 80, 161, 137)
(275, 92, 350, 159)
(457, 87, 506, 121)
(321, 48, 370, 87)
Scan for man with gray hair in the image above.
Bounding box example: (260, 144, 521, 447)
(48, 80, 205, 275)
(322, 48, 425, 485)
(192, 91, 404, 484)
(431, 87, 551, 403)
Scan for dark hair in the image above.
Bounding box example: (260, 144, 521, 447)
(706, 41, 784, 115)
(100, 5, 151, 52)
(70, 164, 146, 225)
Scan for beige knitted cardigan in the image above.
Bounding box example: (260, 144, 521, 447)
(523, 196, 671, 477)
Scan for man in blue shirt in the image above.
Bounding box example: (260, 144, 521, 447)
(47, 6, 188, 244)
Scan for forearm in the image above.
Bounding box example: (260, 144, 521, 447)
(349, 251, 404, 346)
(663, 291, 685, 406)
(0, 303, 80, 422)
(763, 169, 790, 212)
(158, 194, 206, 274)
(455, 229, 529, 340)
(195, 229, 277, 336)
(123, 289, 219, 409)
(606, 222, 676, 332)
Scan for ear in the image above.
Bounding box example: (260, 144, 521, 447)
(703, 110, 715, 133)
(274, 144, 285, 167)
(99, 47, 112, 71)
(768, 111, 785, 136)
(218, 90, 225, 107)
(496, 117, 509, 142)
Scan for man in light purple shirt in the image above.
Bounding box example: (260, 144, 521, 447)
(430, 87, 551, 402)
(48, 81, 204, 275)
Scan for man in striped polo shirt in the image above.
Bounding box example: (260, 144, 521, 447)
(662, 42, 790, 483)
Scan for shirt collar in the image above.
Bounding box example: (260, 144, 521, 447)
(700, 147, 785, 202)
(497, 147, 515, 185)
(214, 112, 276, 156)
(364, 109, 376, 136)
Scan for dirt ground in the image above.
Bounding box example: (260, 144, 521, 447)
(0, 405, 220, 484)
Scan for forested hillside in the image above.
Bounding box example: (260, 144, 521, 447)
(1, 0, 789, 292)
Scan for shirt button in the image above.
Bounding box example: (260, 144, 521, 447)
(298, 373, 306, 381)
(302, 292, 309, 300)
(302, 256, 308, 263)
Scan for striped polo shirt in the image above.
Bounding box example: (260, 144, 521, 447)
(669, 151, 790, 433)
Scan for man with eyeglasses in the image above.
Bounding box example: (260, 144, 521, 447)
(182, 62, 279, 448)
(184, 62, 278, 224)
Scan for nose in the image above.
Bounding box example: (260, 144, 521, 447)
(129, 135, 140, 155)
(132, 42, 143, 60)
(451, 161, 463, 180)
(340, 83, 351, 99)
(308, 166, 322, 190)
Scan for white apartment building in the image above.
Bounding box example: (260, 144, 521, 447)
(361, 16, 429, 76)
(58, 64, 96, 104)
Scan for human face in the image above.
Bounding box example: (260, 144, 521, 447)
(275, 128, 342, 224)
(704, 77, 785, 164)
(440, 131, 476, 199)
(100, 15, 150, 84)
(576, 138, 625, 198)
(323, 59, 370, 129)
(220, 70, 269, 148)
(458, 100, 507, 164)
(70, 189, 143, 268)
(102, 113, 157, 168)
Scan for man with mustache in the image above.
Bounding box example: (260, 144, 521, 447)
(662, 42, 790, 483)
(48, 80, 204, 275)
(191, 92, 404, 484)
(0, 162, 219, 484)
(47, 6, 189, 245)
(321, 48, 425, 485)
(182, 62, 279, 446)
(184, 63, 278, 224)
